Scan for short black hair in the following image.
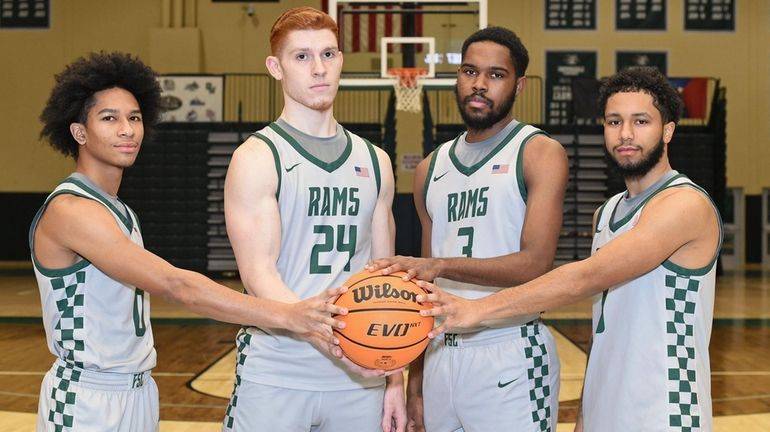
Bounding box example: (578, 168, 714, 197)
(599, 67, 684, 124)
(40, 52, 161, 159)
(461, 26, 529, 78)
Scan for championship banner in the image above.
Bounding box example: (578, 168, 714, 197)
(545, 51, 597, 125)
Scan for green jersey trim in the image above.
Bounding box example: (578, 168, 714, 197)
(594, 200, 609, 233)
(127, 206, 141, 233)
(447, 122, 526, 177)
(28, 190, 93, 278)
(268, 122, 353, 173)
(63, 178, 134, 232)
(422, 147, 441, 211)
(32, 252, 91, 278)
(364, 139, 382, 195)
(252, 132, 282, 200)
(608, 173, 688, 232)
(661, 183, 724, 276)
(515, 129, 546, 203)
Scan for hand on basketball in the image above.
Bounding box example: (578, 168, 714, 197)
(414, 280, 484, 338)
(286, 285, 348, 337)
(366, 256, 440, 282)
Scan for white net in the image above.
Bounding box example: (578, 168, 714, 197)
(390, 68, 427, 113)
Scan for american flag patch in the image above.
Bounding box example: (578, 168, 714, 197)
(492, 164, 509, 174)
(355, 166, 370, 177)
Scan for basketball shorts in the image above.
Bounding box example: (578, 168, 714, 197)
(222, 380, 385, 432)
(37, 359, 158, 432)
(422, 321, 560, 432)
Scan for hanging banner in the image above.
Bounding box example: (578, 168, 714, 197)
(616, 0, 666, 30)
(0, 0, 49, 29)
(684, 0, 734, 31)
(545, 51, 597, 125)
(545, 0, 596, 30)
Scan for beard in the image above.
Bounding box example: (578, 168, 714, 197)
(605, 138, 666, 181)
(455, 86, 516, 131)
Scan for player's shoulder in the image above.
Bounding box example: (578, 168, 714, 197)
(240, 133, 271, 149)
(43, 193, 114, 229)
(47, 192, 103, 212)
(643, 183, 718, 232)
(521, 133, 568, 174)
(525, 132, 565, 153)
(416, 151, 435, 171)
(368, 141, 390, 159)
(232, 134, 277, 161)
(352, 135, 393, 167)
(651, 182, 714, 210)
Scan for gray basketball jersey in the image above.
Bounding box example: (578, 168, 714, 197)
(236, 122, 384, 391)
(584, 174, 721, 431)
(30, 176, 156, 373)
(423, 122, 545, 329)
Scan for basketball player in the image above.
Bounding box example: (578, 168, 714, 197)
(32, 52, 349, 432)
(369, 27, 568, 432)
(418, 68, 722, 431)
(222, 7, 405, 432)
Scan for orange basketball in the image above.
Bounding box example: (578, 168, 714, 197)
(333, 269, 433, 370)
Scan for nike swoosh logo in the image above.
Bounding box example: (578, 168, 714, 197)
(284, 162, 301, 173)
(433, 171, 449, 182)
(497, 378, 519, 388)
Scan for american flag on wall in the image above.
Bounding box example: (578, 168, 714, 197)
(322, 0, 423, 53)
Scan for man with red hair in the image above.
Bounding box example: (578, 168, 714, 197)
(223, 7, 405, 432)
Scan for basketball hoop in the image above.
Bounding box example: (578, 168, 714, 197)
(389, 67, 428, 113)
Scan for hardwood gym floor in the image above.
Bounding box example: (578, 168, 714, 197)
(0, 265, 768, 431)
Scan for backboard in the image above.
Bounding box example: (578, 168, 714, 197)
(326, 0, 488, 89)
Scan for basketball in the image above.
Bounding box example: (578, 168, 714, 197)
(333, 269, 433, 370)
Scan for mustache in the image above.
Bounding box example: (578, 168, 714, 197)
(613, 143, 641, 150)
(463, 93, 493, 107)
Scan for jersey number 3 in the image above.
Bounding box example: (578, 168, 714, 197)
(311, 224, 357, 274)
(458, 227, 474, 257)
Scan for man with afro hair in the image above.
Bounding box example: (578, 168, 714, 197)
(33, 52, 348, 431)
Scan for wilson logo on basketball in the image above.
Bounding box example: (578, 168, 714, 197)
(366, 322, 422, 337)
(352, 283, 419, 304)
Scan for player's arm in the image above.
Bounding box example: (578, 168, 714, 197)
(370, 147, 407, 432)
(34, 195, 346, 336)
(224, 136, 300, 303)
(224, 136, 350, 357)
(420, 186, 720, 335)
(405, 156, 434, 432)
(371, 136, 569, 286)
(370, 146, 396, 263)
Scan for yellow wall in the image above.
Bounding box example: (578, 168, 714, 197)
(497, 0, 769, 194)
(1, 0, 767, 193)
